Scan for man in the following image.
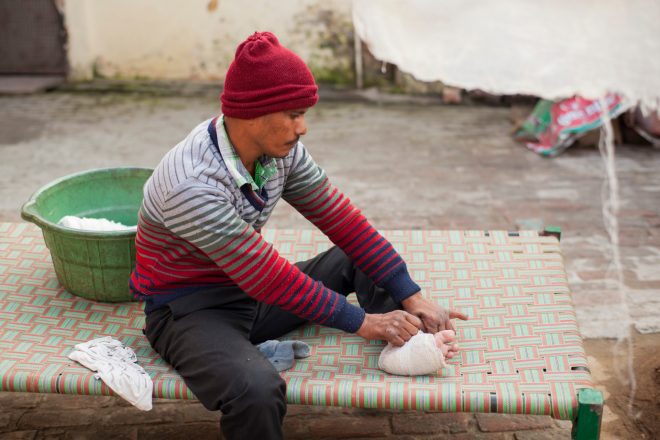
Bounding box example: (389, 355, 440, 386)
(130, 31, 467, 440)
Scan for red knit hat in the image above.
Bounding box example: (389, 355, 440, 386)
(221, 32, 319, 119)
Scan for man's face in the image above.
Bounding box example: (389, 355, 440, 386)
(253, 109, 308, 158)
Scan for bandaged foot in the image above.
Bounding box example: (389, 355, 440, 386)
(378, 330, 458, 376)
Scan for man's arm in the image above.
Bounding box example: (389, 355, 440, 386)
(282, 144, 420, 303)
(283, 144, 468, 333)
(161, 178, 420, 345)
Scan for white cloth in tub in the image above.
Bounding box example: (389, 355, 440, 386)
(59, 215, 136, 231)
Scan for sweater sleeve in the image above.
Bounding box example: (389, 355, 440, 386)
(161, 179, 366, 333)
(282, 143, 420, 302)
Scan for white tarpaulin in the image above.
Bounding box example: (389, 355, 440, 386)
(353, 0, 660, 108)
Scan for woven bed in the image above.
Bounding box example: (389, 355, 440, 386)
(0, 222, 600, 435)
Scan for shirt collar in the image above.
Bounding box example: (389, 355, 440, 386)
(215, 115, 277, 191)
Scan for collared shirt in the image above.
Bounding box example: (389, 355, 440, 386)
(215, 115, 278, 191)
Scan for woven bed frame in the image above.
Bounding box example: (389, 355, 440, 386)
(0, 222, 603, 439)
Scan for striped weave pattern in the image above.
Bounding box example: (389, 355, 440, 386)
(0, 223, 593, 419)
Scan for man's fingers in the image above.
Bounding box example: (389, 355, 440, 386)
(449, 310, 469, 321)
(418, 315, 436, 333)
(385, 318, 415, 344)
(392, 311, 420, 339)
(402, 311, 423, 330)
(401, 319, 420, 337)
(388, 334, 406, 347)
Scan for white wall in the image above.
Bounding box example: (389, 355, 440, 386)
(62, 0, 353, 80)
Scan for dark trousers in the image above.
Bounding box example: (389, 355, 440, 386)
(144, 246, 400, 440)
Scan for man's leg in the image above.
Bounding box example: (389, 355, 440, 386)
(250, 246, 400, 343)
(145, 294, 286, 440)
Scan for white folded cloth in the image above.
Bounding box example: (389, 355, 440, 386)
(68, 336, 153, 410)
(378, 331, 447, 376)
(59, 215, 136, 231)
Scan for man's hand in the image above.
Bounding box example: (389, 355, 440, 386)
(401, 292, 468, 333)
(356, 310, 422, 347)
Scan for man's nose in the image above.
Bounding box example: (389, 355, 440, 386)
(295, 116, 307, 136)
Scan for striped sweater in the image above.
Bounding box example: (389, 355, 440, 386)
(130, 117, 420, 333)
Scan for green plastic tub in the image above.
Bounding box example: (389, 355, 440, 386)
(21, 167, 153, 302)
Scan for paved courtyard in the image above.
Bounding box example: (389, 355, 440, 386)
(0, 90, 658, 439)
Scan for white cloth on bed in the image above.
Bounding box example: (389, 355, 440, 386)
(68, 336, 152, 410)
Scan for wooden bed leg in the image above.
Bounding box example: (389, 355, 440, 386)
(571, 388, 603, 440)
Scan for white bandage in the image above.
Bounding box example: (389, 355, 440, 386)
(378, 331, 447, 376)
